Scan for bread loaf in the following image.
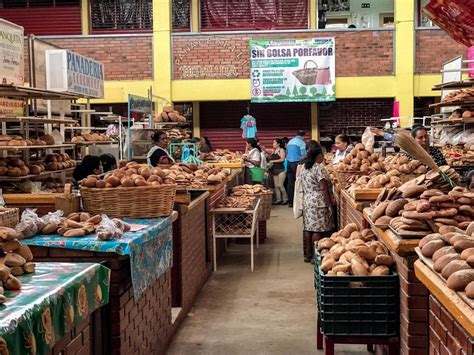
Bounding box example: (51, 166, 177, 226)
(351, 259, 368, 276)
(421, 239, 445, 258)
(447, 270, 474, 291)
(441, 260, 471, 279)
(371, 265, 390, 276)
(374, 254, 394, 266)
(432, 246, 457, 262)
(454, 239, 474, 252)
(372, 201, 389, 222)
(433, 253, 461, 273)
(419, 234, 442, 248)
(386, 199, 408, 217)
(465, 281, 474, 299)
(460, 248, 474, 260)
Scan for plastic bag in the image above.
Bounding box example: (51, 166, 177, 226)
(51, 129, 64, 144)
(361, 127, 375, 153)
(293, 176, 303, 219)
(42, 210, 64, 225)
(15, 209, 44, 239)
(96, 215, 130, 241)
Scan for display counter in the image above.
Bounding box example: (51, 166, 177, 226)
(415, 261, 474, 355)
(0, 262, 110, 354)
(367, 215, 429, 355)
(23, 216, 176, 355)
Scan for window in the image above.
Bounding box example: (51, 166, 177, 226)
(318, 0, 394, 29)
(417, 0, 434, 27)
(0, 0, 78, 7)
(200, 0, 308, 31)
(172, 0, 190, 31)
(90, 0, 152, 31)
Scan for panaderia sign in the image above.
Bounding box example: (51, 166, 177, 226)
(45, 49, 105, 99)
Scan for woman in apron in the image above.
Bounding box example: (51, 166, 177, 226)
(147, 130, 175, 167)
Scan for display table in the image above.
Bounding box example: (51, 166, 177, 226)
(0, 262, 110, 354)
(23, 216, 175, 355)
(369, 222, 429, 355)
(414, 261, 474, 355)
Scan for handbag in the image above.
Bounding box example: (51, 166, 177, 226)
(293, 176, 303, 219)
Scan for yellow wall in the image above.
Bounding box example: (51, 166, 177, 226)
(78, 80, 153, 104)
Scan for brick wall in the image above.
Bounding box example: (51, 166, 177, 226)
(173, 30, 394, 80)
(318, 98, 394, 137)
(415, 30, 468, 74)
(29, 247, 173, 355)
(51, 317, 92, 355)
(172, 195, 212, 329)
(429, 296, 473, 355)
(25, 35, 153, 81)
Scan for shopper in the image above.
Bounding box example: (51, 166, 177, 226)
(286, 130, 307, 208)
(269, 139, 288, 205)
(100, 153, 117, 172)
(199, 137, 213, 153)
(370, 125, 447, 166)
(147, 130, 175, 167)
(243, 138, 262, 184)
(299, 140, 334, 263)
(73, 155, 103, 186)
(332, 134, 353, 164)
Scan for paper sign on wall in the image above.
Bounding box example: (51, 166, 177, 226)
(0, 19, 24, 86)
(250, 38, 336, 103)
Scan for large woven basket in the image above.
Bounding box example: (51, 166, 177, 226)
(0, 208, 19, 228)
(292, 60, 318, 85)
(255, 192, 272, 221)
(80, 184, 176, 218)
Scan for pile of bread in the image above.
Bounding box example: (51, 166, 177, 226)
(168, 128, 192, 143)
(317, 223, 395, 276)
(442, 88, 474, 104)
(442, 145, 474, 167)
(204, 149, 243, 163)
(217, 196, 255, 209)
(0, 227, 36, 300)
(42, 178, 64, 193)
(397, 166, 460, 194)
(153, 106, 187, 123)
(370, 186, 472, 235)
(71, 133, 111, 143)
(81, 161, 229, 189)
(0, 154, 76, 177)
(0, 134, 55, 147)
(419, 223, 474, 298)
(231, 184, 271, 197)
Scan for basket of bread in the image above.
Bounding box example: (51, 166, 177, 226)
(80, 162, 176, 218)
(231, 184, 273, 221)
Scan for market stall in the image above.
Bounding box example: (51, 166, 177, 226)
(24, 216, 175, 354)
(0, 262, 110, 354)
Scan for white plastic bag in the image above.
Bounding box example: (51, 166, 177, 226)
(51, 129, 64, 144)
(361, 127, 375, 153)
(15, 209, 44, 239)
(42, 210, 64, 225)
(293, 176, 303, 219)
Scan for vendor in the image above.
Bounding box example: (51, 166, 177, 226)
(332, 134, 353, 164)
(100, 153, 117, 173)
(243, 138, 262, 184)
(370, 125, 448, 166)
(199, 137, 213, 154)
(147, 130, 175, 167)
(73, 155, 103, 185)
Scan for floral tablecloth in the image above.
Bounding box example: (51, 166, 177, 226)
(23, 218, 173, 300)
(0, 262, 110, 355)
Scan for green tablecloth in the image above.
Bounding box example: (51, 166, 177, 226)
(0, 262, 110, 355)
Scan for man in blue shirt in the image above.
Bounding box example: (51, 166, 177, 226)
(286, 130, 307, 207)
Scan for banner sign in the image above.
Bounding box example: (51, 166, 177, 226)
(0, 98, 23, 116)
(0, 19, 24, 86)
(129, 94, 152, 114)
(46, 49, 104, 98)
(250, 38, 336, 103)
(423, 0, 474, 47)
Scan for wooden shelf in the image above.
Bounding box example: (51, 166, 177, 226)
(414, 260, 474, 337)
(348, 188, 382, 201)
(72, 141, 116, 146)
(430, 99, 474, 109)
(0, 116, 77, 125)
(432, 80, 474, 91)
(431, 117, 474, 125)
(0, 84, 81, 100)
(0, 167, 74, 182)
(4, 193, 62, 204)
(0, 144, 75, 151)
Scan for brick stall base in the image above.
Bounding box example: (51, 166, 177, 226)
(338, 190, 368, 231)
(28, 248, 173, 355)
(51, 316, 94, 355)
(429, 296, 474, 355)
(172, 193, 212, 329)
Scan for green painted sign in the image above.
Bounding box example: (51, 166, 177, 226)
(249, 38, 336, 103)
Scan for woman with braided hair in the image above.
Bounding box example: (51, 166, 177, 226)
(298, 140, 335, 262)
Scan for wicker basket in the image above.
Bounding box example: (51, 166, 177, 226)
(0, 208, 19, 228)
(292, 60, 318, 85)
(255, 192, 272, 221)
(80, 184, 176, 218)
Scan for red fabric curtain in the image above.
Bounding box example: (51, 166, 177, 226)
(201, 0, 308, 31)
